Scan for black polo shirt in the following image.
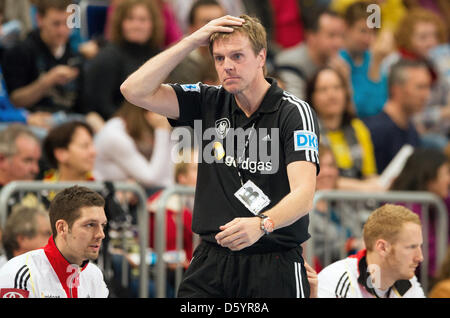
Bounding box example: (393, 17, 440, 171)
(2, 29, 84, 113)
(168, 78, 320, 253)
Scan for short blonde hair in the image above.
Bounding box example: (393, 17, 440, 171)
(209, 14, 267, 75)
(363, 204, 421, 251)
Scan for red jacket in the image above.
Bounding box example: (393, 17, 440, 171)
(147, 191, 193, 261)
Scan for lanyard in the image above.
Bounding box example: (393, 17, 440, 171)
(235, 122, 255, 186)
(232, 111, 260, 186)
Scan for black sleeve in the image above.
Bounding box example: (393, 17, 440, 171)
(280, 98, 320, 175)
(2, 44, 36, 94)
(167, 82, 216, 127)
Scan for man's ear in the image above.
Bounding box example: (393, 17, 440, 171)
(257, 48, 267, 69)
(16, 235, 27, 246)
(55, 219, 68, 236)
(304, 31, 315, 46)
(374, 239, 391, 257)
(36, 13, 44, 29)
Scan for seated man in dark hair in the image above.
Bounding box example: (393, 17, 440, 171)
(0, 185, 109, 298)
(363, 59, 431, 173)
(274, 7, 346, 100)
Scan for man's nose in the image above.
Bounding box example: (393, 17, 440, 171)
(31, 161, 40, 175)
(223, 57, 234, 71)
(97, 225, 106, 240)
(90, 145, 97, 158)
(416, 246, 424, 263)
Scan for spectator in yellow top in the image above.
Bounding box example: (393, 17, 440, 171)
(307, 66, 384, 191)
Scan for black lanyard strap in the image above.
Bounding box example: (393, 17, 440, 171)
(235, 122, 256, 186)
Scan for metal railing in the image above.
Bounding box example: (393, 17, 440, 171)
(154, 185, 196, 298)
(308, 190, 449, 292)
(0, 181, 149, 298)
(7, 183, 444, 297)
(148, 188, 449, 297)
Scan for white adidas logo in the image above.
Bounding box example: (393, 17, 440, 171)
(262, 134, 271, 141)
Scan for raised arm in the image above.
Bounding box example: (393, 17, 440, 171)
(120, 15, 245, 120)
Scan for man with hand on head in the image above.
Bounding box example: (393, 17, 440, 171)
(121, 14, 319, 298)
(318, 204, 425, 298)
(0, 186, 109, 298)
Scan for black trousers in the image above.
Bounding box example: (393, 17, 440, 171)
(177, 241, 310, 298)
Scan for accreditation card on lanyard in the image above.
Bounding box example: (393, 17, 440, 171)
(234, 180, 271, 215)
(231, 121, 270, 215)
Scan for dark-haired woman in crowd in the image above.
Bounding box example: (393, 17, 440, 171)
(83, 0, 164, 120)
(43, 121, 96, 183)
(42, 121, 97, 202)
(307, 66, 384, 192)
(390, 147, 450, 278)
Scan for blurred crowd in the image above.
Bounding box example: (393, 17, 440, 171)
(0, 0, 450, 297)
